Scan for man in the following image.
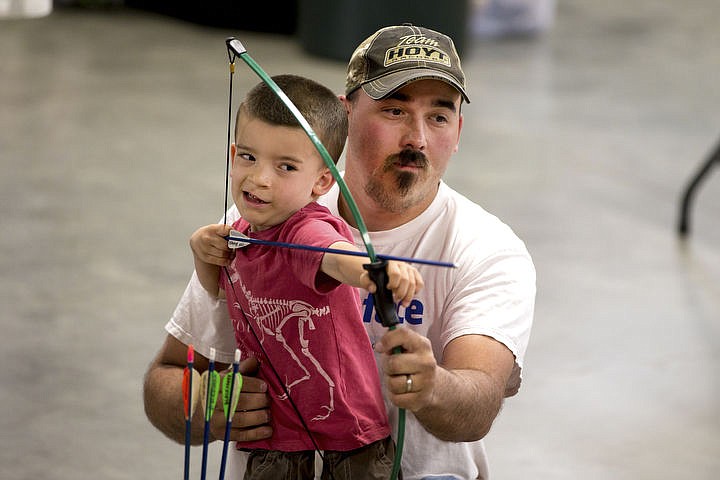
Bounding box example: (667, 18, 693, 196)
(144, 24, 535, 480)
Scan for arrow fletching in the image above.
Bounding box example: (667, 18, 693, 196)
(201, 369, 221, 422)
(222, 350, 243, 420)
(183, 368, 201, 419)
(228, 230, 250, 249)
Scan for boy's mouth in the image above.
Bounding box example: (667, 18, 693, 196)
(244, 191, 268, 205)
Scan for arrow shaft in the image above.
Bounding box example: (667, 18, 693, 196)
(219, 353, 241, 480)
(227, 235, 455, 268)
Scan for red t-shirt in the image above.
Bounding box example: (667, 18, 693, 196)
(221, 202, 390, 452)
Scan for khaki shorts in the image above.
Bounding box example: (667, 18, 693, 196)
(244, 435, 399, 480)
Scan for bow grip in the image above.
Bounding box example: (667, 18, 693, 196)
(363, 260, 400, 328)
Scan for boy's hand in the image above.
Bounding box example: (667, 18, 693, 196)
(190, 224, 234, 267)
(379, 261, 424, 307)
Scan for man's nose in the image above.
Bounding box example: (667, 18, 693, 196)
(401, 117, 427, 151)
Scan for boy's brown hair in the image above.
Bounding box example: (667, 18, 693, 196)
(237, 74, 348, 163)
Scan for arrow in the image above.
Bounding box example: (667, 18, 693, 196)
(182, 345, 198, 480)
(218, 349, 242, 480)
(227, 231, 456, 269)
(200, 348, 221, 480)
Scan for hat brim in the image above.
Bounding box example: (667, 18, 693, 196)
(361, 68, 470, 104)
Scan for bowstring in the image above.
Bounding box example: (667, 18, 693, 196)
(220, 268, 332, 470)
(223, 50, 234, 226)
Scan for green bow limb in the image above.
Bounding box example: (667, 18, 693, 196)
(225, 38, 377, 263)
(225, 37, 404, 480)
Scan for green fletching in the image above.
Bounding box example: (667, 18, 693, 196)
(222, 373, 243, 420)
(203, 370, 221, 422)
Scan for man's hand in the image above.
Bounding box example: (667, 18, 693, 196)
(374, 327, 437, 411)
(144, 335, 273, 445)
(374, 328, 515, 442)
(208, 358, 273, 443)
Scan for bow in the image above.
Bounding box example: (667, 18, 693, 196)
(224, 37, 406, 479)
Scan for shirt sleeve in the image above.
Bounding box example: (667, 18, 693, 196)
(442, 249, 536, 397)
(165, 270, 238, 364)
(164, 207, 240, 364)
(279, 207, 352, 293)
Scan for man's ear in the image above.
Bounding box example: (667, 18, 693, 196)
(339, 94, 352, 115)
(312, 167, 336, 196)
(453, 113, 463, 154)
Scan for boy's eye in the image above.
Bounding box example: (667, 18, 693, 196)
(239, 152, 255, 161)
(279, 163, 297, 172)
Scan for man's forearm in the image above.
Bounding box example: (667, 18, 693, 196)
(144, 335, 273, 446)
(412, 368, 504, 442)
(143, 363, 209, 445)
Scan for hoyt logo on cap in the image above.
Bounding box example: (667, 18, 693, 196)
(346, 24, 470, 103)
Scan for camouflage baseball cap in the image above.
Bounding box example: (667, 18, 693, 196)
(345, 24, 470, 103)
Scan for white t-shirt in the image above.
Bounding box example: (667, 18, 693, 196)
(166, 180, 535, 479)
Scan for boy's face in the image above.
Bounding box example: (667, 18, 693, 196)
(231, 114, 334, 232)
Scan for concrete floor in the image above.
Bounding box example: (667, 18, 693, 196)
(1, 2, 719, 479)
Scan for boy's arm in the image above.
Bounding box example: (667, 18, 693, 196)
(190, 224, 233, 298)
(320, 241, 423, 306)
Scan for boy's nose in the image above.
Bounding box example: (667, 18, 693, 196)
(249, 163, 272, 186)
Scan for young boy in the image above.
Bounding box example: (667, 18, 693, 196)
(190, 74, 423, 479)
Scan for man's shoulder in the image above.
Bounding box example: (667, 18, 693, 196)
(439, 183, 510, 231)
(437, 183, 530, 255)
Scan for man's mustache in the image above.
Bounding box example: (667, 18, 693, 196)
(386, 149, 428, 169)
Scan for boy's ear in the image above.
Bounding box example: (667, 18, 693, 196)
(312, 167, 336, 196)
(230, 143, 237, 168)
